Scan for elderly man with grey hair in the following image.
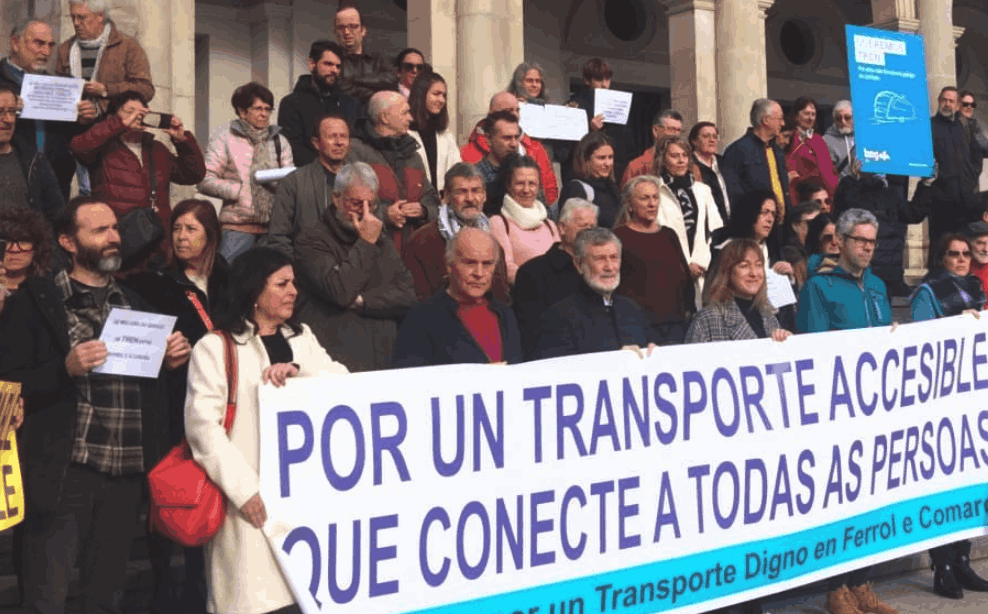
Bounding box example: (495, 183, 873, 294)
(403, 162, 511, 302)
(513, 197, 599, 343)
(797, 207, 892, 333)
(349, 89, 440, 250)
(0, 19, 97, 197)
(527, 227, 662, 360)
(823, 100, 856, 179)
(55, 0, 154, 114)
(392, 226, 523, 367)
(294, 161, 416, 371)
(722, 98, 791, 220)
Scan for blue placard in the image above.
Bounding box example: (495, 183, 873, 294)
(845, 25, 934, 177)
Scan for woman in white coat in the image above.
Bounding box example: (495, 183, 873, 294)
(650, 135, 724, 307)
(185, 247, 348, 614)
(408, 71, 461, 194)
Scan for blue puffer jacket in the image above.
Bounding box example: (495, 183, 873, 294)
(797, 259, 891, 332)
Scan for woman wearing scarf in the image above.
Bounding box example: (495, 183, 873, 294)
(199, 82, 293, 263)
(650, 134, 723, 307)
(910, 233, 988, 602)
(785, 96, 839, 207)
(490, 154, 560, 283)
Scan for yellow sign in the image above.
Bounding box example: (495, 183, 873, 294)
(0, 431, 23, 530)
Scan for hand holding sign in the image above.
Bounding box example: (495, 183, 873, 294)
(163, 331, 192, 370)
(65, 339, 109, 377)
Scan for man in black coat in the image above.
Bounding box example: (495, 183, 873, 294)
(528, 227, 662, 360)
(928, 86, 983, 250)
(333, 4, 399, 107)
(277, 39, 359, 166)
(513, 197, 597, 345)
(392, 227, 522, 367)
(722, 98, 792, 220)
(0, 197, 191, 614)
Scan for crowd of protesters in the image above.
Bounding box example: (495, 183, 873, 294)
(1, 2, 988, 614)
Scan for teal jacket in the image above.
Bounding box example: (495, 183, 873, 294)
(797, 260, 892, 332)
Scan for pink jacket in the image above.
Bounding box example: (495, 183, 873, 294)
(199, 120, 293, 226)
(490, 212, 560, 283)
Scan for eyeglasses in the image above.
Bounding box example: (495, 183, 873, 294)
(813, 197, 833, 206)
(342, 198, 372, 209)
(962, 101, 976, 109)
(836, 114, 853, 121)
(335, 23, 361, 32)
(401, 62, 424, 72)
(846, 235, 877, 247)
(248, 105, 273, 113)
(0, 108, 18, 119)
(4, 240, 34, 254)
(947, 250, 972, 258)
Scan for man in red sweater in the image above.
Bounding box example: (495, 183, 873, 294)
(460, 91, 558, 206)
(967, 221, 988, 294)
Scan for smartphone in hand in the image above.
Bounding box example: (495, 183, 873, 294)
(141, 112, 173, 129)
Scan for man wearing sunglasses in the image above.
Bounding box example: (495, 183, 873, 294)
(333, 3, 398, 105)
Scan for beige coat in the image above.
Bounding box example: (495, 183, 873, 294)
(185, 324, 348, 614)
(656, 180, 724, 307)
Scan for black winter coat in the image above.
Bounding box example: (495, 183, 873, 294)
(391, 290, 523, 367)
(341, 52, 399, 105)
(833, 174, 929, 286)
(277, 75, 359, 166)
(294, 203, 417, 372)
(556, 177, 622, 230)
(528, 282, 663, 360)
(0, 276, 170, 515)
(122, 260, 229, 447)
(512, 244, 582, 346)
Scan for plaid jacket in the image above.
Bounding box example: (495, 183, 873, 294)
(54, 270, 145, 475)
(684, 299, 781, 344)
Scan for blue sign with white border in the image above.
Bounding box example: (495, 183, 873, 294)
(845, 25, 934, 177)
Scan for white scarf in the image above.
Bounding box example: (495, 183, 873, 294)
(500, 193, 548, 230)
(69, 22, 112, 81)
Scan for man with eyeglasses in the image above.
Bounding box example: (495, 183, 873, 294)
(278, 39, 358, 166)
(293, 162, 416, 372)
(1, 19, 95, 199)
(333, 3, 399, 106)
(621, 108, 683, 186)
(723, 98, 792, 223)
(925, 87, 985, 253)
(798, 208, 892, 333)
(823, 100, 856, 180)
(0, 84, 65, 223)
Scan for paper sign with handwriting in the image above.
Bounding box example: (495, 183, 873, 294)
(94, 308, 177, 378)
(593, 88, 633, 125)
(19, 75, 85, 122)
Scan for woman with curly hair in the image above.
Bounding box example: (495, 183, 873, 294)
(507, 62, 550, 104)
(0, 208, 53, 312)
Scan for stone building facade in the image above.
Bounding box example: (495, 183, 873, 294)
(2, 0, 987, 270)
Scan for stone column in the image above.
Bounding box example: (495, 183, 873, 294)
(456, 0, 522, 140)
(247, 2, 294, 103)
(715, 0, 774, 146)
(916, 0, 963, 114)
(661, 0, 717, 128)
(407, 0, 458, 141)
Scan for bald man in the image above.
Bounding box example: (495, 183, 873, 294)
(461, 90, 559, 207)
(392, 227, 523, 367)
(349, 90, 440, 249)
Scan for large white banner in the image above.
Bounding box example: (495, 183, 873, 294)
(258, 316, 988, 614)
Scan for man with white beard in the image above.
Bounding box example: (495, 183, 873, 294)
(527, 227, 662, 360)
(823, 100, 856, 180)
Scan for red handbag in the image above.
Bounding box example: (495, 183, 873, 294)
(148, 330, 238, 547)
